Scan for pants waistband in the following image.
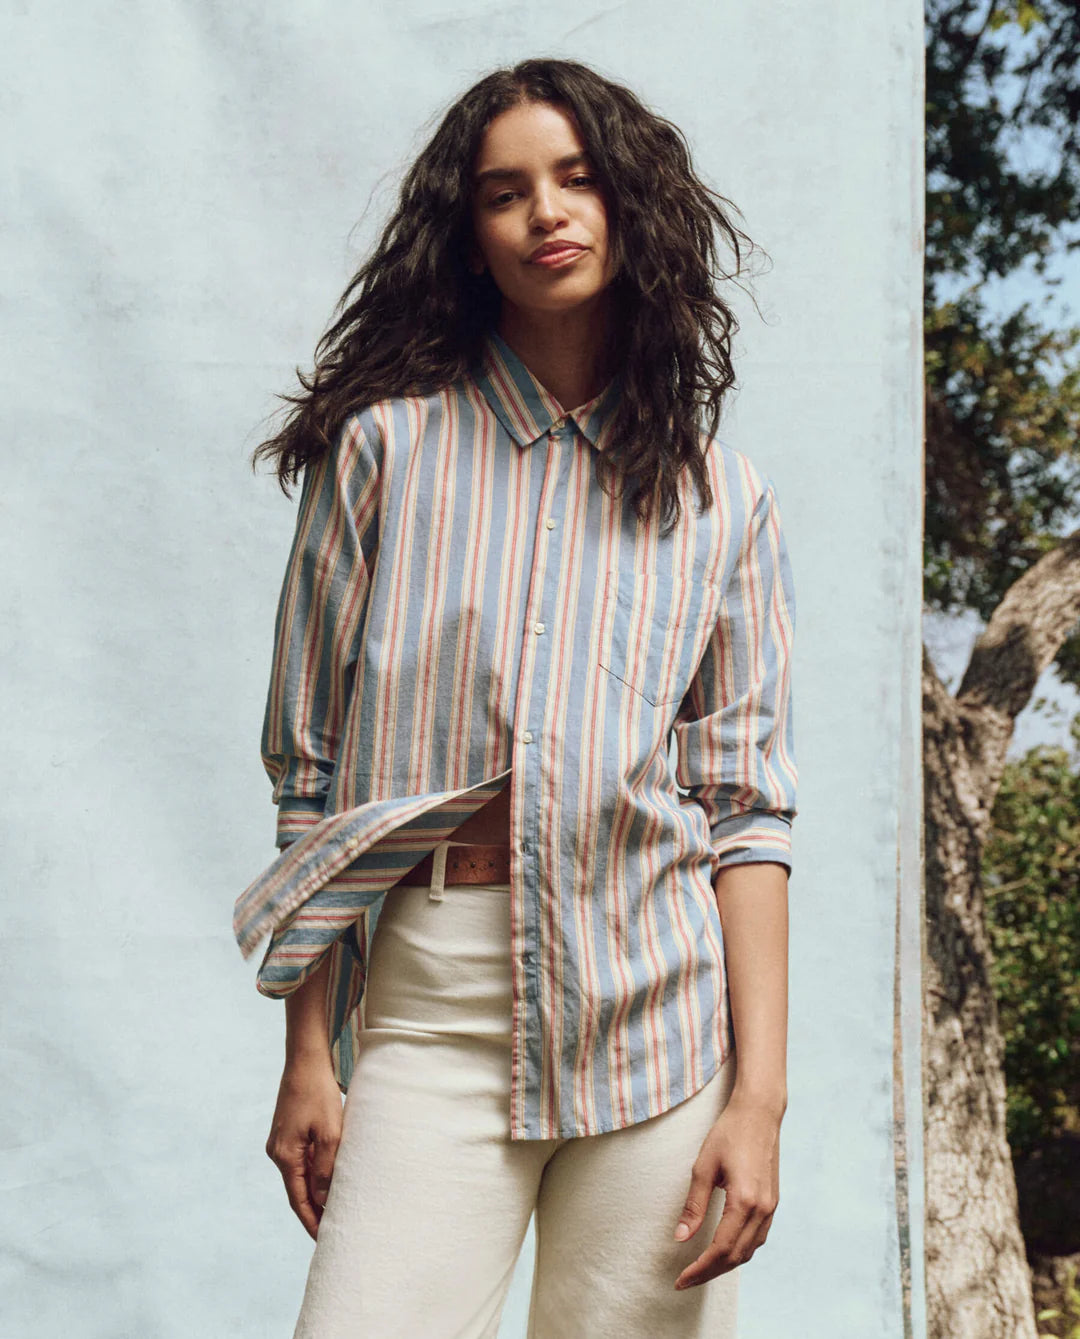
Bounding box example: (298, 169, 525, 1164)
(399, 841, 512, 902)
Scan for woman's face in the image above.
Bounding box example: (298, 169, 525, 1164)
(468, 100, 614, 319)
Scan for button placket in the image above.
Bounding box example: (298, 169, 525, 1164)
(517, 434, 562, 751)
(509, 426, 571, 1134)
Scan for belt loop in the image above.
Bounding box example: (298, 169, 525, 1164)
(429, 840, 450, 901)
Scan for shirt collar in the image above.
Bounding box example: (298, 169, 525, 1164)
(472, 329, 622, 453)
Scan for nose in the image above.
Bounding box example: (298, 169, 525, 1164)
(530, 182, 569, 231)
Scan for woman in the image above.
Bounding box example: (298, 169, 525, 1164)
(235, 56, 798, 1339)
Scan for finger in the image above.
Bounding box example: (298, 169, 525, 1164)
(745, 1207, 776, 1259)
(281, 1154, 321, 1240)
(722, 1200, 771, 1269)
(675, 1189, 753, 1287)
(723, 1187, 778, 1267)
(673, 1157, 719, 1242)
(309, 1128, 341, 1211)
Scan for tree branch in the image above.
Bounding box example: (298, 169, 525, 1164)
(956, 531, 1080, 722)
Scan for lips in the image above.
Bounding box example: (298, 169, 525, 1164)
(529, 241, 585, 262)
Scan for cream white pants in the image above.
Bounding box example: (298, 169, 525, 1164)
(292, 856, 740, 1339)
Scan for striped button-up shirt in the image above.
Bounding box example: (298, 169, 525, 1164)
(233, 330, 798, 1141)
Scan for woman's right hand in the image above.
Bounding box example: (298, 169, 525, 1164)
(266, 1053, 344, 1240)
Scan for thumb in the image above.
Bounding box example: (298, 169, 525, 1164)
(310, 1130, 340, 1209)
(675, 1160, 716, 1241)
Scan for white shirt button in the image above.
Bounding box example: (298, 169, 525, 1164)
(545, 518, 556, 529)
(522, 730, 533, 743)
(534, 622, 545, 634)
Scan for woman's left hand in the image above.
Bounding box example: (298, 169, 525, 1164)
(672, 1091, 782, 1290)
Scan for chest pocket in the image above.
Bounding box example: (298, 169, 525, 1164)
(597, 568, 719, 708)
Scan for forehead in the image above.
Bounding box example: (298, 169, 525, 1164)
(472, 101, 591, 176)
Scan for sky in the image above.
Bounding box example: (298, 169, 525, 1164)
(922, 9, 1080, 768)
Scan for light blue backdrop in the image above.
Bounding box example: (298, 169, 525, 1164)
(1, 2, 925, 1335)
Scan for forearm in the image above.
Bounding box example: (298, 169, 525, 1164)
(714, 860, 789, 1115)
(284, 951, 334, 1069)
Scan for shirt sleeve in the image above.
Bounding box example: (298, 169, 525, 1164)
(260, 413, 381, 850)
(672, 473, 799, 874)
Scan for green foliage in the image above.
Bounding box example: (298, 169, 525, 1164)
(990, 3, 1046, 37)
(924, 293, 1080, 618)
(929, 0, 1080, 1279)
(983, 719, 1080, 1156)
(926, 0, 1080, 294)
(925, 1, 1080, 689)
(1037, 1259, 1080, 1339)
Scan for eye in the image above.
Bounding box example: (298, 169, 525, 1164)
(567, 173, 597, 188)
(488, 190, 517, 207)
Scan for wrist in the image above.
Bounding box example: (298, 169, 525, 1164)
(729, 1076, 788, 1120)
(284, 1035, 334, 1071)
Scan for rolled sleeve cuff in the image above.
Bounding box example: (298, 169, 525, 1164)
(711, 810, 793, 874)
(275, 797, 328, 849)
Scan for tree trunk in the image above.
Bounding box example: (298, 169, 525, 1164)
(921, 530, 1080, 1339)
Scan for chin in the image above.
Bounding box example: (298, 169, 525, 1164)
(519, 284, 609, 314)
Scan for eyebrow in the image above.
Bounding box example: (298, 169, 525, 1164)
(472, 151, 594, 189)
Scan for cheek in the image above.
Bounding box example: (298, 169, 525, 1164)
(484, 230, 527, 287)
(477, 217, 517, 266)
(586, 200, 610, 251)
(472, 209, 504, 257)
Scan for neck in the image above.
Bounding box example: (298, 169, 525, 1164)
(496, 296, 616, 412)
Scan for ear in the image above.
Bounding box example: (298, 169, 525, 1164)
(468, 246, 486, 275)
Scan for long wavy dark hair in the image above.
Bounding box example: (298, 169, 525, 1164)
(251, 57, 767, 536)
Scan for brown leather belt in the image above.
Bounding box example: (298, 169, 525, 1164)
(400, 842, 512, 888)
